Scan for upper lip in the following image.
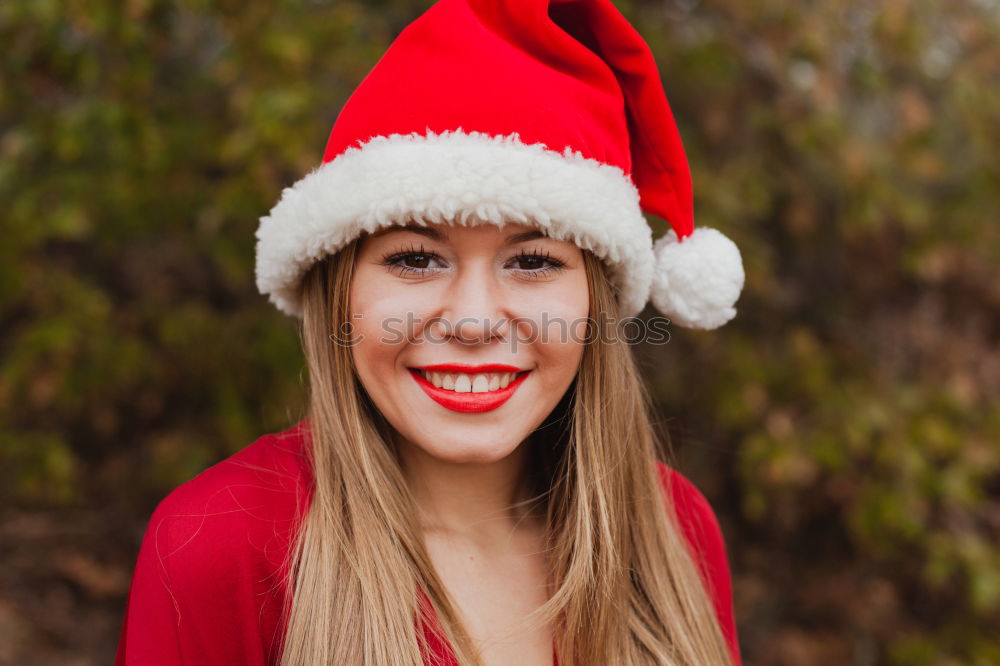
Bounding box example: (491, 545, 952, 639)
(412, 363, 529, 374)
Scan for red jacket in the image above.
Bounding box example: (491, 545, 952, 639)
(115, 421, 741, 665)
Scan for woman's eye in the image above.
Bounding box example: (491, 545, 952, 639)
(513, 255, 547, 270)
(382, 249, 444, 277)
(382, 246, 565, 279)
(399, 253, 433, 269)
(507, 250, 566, 277)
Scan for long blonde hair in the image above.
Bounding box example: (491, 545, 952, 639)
(279, 226, 734, 665)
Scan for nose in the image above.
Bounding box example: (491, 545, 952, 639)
(437, 262, 509, 344)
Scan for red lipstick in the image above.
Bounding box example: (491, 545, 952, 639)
(415, 363, 524, 374)
(408, 365, 531, 413)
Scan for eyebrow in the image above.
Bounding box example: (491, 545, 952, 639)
(369, 225, 547, 244)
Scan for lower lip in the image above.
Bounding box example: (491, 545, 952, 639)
(408, 369, 531, 413)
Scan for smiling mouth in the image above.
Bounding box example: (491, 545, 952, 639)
(412, 369, 531, 393)
(407, 368, 532, 413)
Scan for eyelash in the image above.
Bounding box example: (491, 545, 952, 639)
(380, 243, 566, 279)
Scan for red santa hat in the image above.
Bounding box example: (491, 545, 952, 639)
(255, 0, 745, 329)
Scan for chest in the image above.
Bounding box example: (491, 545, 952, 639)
(424, 532, 555, 666)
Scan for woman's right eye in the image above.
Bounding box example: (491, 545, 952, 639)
(382, 251, 445, 277)
(398, 252, 433, 268)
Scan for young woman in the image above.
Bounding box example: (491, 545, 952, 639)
(116, 1, 746, 664)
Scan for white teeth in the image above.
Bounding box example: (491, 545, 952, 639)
(420, 370, 523, 393)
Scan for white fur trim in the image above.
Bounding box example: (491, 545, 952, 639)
(255, 129, 653, 318)
(650, 227, 745, 329)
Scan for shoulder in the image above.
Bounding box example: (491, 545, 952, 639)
(653, 461, 725, 556)
(652, 459, 729, 585)
(653, 460, 742, 665)
(143, 420, 313, 586)
(118, 423, 313, 664)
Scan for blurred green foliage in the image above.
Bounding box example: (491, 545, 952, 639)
(1, 0, 998, 664)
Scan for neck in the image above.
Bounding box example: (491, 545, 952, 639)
(396, 436, 542, 544)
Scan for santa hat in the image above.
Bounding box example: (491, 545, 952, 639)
(255, 0, 745, 329)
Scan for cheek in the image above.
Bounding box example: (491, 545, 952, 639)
(544, 276, 589, 375)
(348, 269, 402, 388)
(349, 268, 443, 340)
(512, 273, 590, 347)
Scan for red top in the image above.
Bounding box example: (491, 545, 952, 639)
(115, 421, 741, 665)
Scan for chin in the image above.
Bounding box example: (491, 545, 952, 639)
(416, 437, 522, 465)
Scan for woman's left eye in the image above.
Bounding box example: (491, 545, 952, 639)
(506, 250, 566, 277)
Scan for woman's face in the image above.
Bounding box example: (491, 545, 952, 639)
(349, 221, 589, 465)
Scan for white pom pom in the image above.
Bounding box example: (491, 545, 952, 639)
(650, 227, 745, 329)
